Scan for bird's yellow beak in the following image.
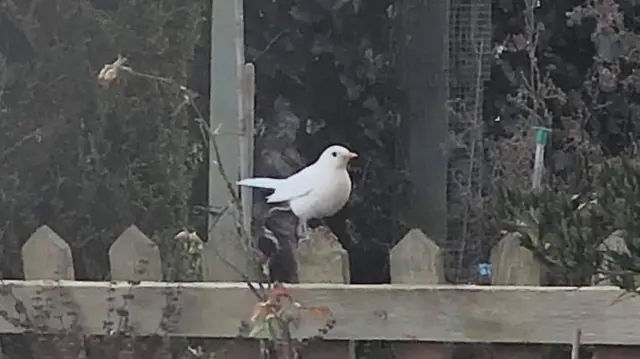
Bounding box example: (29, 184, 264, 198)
(346, 152, 358, 159)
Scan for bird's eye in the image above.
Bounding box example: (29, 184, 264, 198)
(331, 152, 337, 157)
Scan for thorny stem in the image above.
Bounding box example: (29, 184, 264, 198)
(119, 62, 244, 216)
(522, 0, 552, 128)
(102, 56, 337, 358)
(252, 30, 289, 62)
(0, 278, 36, 329)
(114, 58, 268, 300)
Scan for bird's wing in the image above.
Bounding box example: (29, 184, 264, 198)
(265, 165, 318, 203)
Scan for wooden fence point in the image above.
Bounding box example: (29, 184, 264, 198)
(391, 228, 445, 284)
(490, 232, 543, 286)
(22, 225, 74, 280)
(296, 226, 350, 283)
(593, 230, 639, 285)
(109, 225, 162, 281)
(20, 226, 84, 359)
(390, 229, 450, 359)
(297, 226, 353, 359)
(491, 232, 546, 359)
(593, 230, 638, 359)
(108, 226, 171, 358)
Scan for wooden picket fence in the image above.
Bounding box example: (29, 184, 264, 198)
(0, 225, 639, 359)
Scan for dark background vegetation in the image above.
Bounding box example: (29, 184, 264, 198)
(2, 0, 640, 358)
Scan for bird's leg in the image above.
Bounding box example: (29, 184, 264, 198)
(297, 221, 311, 243)
(268, 205, 291, 215)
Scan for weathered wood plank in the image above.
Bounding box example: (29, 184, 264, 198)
(204, 6, 258, 358)
(297, 226, 353, 359)
(203, 0, 254, 282)
(490, 233, 543, 286)
(0, 281, 638, 344)
(391, 229, 451, 359)
(21, 226, 84, 359)
(240, 62, 255, 236)
(491, 232, 547, 359)
(109, 226, 162, 281)
(593, 230, 639, 286)
(297, 226, 350, 284)
(203, 2, 259, 358)
(592, 231, 640, 359)
(108, 226, 170, 359)
(390, 229, 445, 285)
(22, 226, 75, 280)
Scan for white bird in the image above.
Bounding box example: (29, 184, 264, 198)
(237, 145, 358, 240)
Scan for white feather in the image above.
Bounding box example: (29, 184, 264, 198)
(236, 177, 281, 189)
(237, 144, 357, 230)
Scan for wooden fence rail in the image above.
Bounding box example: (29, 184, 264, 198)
(0, 225, 639, 359)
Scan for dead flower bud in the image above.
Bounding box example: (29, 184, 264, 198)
(174, 229, 202, 243)
(97, 55, 128, 86)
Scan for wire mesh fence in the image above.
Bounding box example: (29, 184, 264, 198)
(446, 0, 493, 283)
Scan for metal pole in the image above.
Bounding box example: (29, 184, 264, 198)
(531, 126, 551, 190)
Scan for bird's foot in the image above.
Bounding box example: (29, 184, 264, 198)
(298, 236, 311, 245)
(297, 222, 311, 244)
(298, 230, 312, 243)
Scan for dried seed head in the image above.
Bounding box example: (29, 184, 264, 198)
(97, 55, 128, 86)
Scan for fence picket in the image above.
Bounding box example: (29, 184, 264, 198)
(109, 225, 162, 281)
(107, 225, 170, 359)
(592, 230, 640, 359)
(1, 224, 639, 359)
(390, 228, 451, 359)
(490, 232, 547, 359)
(21, 225, 84, 359)
(22, 225, 75, 280)
(296, 225, 353, 359)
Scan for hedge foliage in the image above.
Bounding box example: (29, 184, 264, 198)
(2, 0, 640, 289)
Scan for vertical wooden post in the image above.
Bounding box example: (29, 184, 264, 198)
(21, 225, 84, 359)
(296, 226, 353, 359)
(490, 232, 546, 359)
(390, 229, 450, 359)
(203, 1, 260, 357)
(240, 63, 256, 238)
(204, 0, 254, 281)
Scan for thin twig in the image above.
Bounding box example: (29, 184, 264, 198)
(95, 58, 337, 359)
(253, 30, 289, 61)
(100, 57, 267, 298)
(0, 129, 42, 163)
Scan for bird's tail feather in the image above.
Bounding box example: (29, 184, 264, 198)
(237, 177, 281, 189)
